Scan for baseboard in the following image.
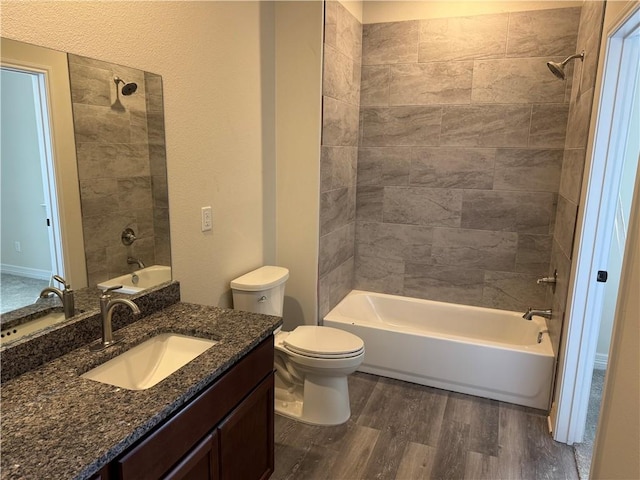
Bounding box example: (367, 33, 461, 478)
(0, 264, 51, 281)
(594, 353, 608, 370)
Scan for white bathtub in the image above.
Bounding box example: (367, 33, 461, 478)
(323, 290, 555, 410)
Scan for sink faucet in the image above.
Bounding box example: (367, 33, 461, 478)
(523, 308, 552, 320)
(127, 256, 146, 269)
(39, 274, 75, 319)
(90, 285, 140, 351)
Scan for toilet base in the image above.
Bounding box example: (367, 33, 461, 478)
(274, 373, 352, 426)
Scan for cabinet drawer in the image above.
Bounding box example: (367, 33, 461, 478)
(117, 336, 274, 480)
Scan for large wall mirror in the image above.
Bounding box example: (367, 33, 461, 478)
(0, 37, 171, 329)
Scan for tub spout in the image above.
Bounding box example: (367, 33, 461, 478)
(537, 329, 550, 343)
(523, 308, 552, 320)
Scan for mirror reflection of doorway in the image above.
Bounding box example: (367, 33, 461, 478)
(0, 66, 62, 313)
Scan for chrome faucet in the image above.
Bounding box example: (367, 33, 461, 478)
(523, 308, 553, 320)
(39, 275, 75, 319)
(90, 285, 140, 351)
(127, 256, 146, 269)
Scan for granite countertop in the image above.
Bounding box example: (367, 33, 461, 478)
(1, 302, 281, 480)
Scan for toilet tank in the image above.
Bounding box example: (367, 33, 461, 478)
(230, 266, 289, 317)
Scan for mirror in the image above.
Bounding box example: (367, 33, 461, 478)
(0, 37, 171, 331)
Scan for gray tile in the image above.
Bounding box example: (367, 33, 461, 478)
(389, 62, 473, 105)
(465, 451, 500, 480)
(529, 104, 570, 148)
(418, 14, 509, 62)
(327, 425, 379, 479)
(493, 148, 564, 193)
(357, 147, 411, 186)
(321, 256, 354, 321)
(430, 420, 470, 480)
(79, 178, 118, 217)
(404, 264, 484, 305)
(355, 254, 404, 294)
(117, 176, 153, 211)
(320, 186, 355, 236)
(323, 44, 360, 106)
(146, 111, 166, 146)
(335, 0, 362, 62)
(383, 187, 462, 227)
(356, 185, 384, 221)
(410, 147, 495, 189)
(319, 223, 355, 277)
(553, 195, 578, 258)
(482, 271, 547, 311)
(468, 397, 500, 457)
(68, 62, 111, 106)
(558, 148, 586, 204)
(461, 190, 554, 234)
(361, 106, 442, 147)
(144, 72, 163, 98)
(322, 146, 357, 192)
(149, 144, 167, 177)
(72, 103, 131, 144)
(565, 87, 595, 148)
(549, 239, 572, 354)
(324, 0, 338, 48)
(152, 175, 169, 209)
(516, 234, 553, 275)
(363, 21, 419, 65)
(356, 222, 433, 263)
(440, 105, 531, 147)
(472, 58, 566, 104)
(360, 66, 389, 107)
(576, 1, 606, 95)
(322, 96, 360, 146)
(506, 8, 581, 57)
(431, 228, 518, 271)
(116, 143, 151, 177)
(75, 143, 117, 180)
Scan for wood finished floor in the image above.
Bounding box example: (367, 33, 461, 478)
(273, 372, 578, 480)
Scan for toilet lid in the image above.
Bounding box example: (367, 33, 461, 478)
(283, 326, 364, 359)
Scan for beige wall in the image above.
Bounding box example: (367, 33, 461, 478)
(275, 1, 323, 329)
(1, 1, 277, 307)
(362, 1, 582, 24)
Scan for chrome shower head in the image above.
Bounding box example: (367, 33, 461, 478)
(546, 51, 585, 80)
(114, 76, 138, 95)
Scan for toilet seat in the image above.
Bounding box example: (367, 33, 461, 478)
(282, 326, 364, 359)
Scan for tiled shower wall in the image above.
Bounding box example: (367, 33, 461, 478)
(548, 1, 606, 356)
(318, 1, 362, 320)
(354, 7, 582, 312)
(68, 54, 170, 287)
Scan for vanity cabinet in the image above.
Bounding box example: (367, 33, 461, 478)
(96, 336, 274, 480)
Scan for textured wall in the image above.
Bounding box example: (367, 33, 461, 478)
(318, 1, 362, 321)
(547, 1, 606, 355)
(68, 54, 170, 286)
(1, 1, 276, 307)
(353, 7, 582, 312)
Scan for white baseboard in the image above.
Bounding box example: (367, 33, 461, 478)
(0, 264, 51, 281)
(594, 353, 609, 370)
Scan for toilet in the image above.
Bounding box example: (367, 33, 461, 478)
(230, 266, 364, 426)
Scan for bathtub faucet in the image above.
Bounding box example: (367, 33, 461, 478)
(523, 308, 552, 320)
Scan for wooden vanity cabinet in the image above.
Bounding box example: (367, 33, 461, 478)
(97, 336, 274, 480)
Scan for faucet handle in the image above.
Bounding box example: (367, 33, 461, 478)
(102, 285, 123, 297)
(53, 274, 71, 290)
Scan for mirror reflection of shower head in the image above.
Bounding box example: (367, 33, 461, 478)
(114, 76, 138, 95)
(546, 51, 585, 80)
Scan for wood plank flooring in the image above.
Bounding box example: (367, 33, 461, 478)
(273, 372, 578, 480)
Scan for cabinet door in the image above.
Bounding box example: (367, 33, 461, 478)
(218, 373, 274, 480)
(163, 432, 219, 480)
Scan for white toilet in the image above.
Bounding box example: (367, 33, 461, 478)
(230, 266, 364, 426)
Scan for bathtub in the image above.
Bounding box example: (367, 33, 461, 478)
(323, 290, 555, 410)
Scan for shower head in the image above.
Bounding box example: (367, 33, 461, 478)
(114, 76, 138, 95)
(546, 51, 585, 80)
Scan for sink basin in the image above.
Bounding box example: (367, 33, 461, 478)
(97, 265, 171, 294)
(81, 333, 217, 390)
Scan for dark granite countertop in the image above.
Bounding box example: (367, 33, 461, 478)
(0, 302, 281, 480)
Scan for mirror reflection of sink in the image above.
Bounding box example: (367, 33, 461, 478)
(81, 333, 218, 390)
(0, 309, 82, 346)
(97, 265, 171, 294)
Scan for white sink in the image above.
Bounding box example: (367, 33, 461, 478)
(81, 333, 217, 390)
(97, 265, 171, 294)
